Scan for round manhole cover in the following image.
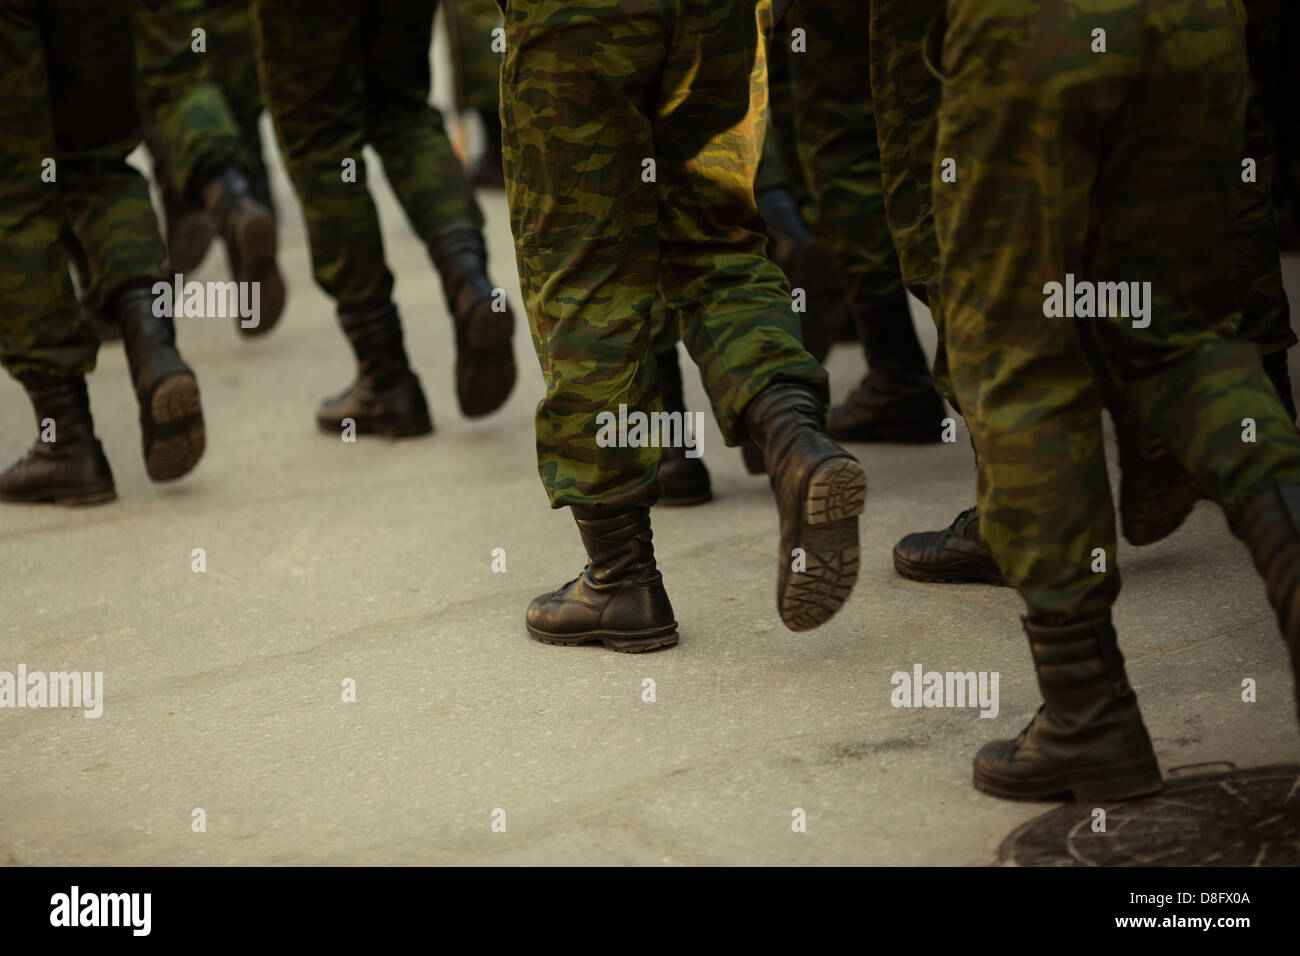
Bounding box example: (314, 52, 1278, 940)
(997, 763, 1300, 866)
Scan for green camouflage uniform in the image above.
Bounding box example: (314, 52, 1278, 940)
(782, 0, 905, 314)
(445, 0, 504, 115)
(251, 0, 484, 311)
(935, 0, 1300, 623)
(868, 0, 954, 405)
(502, 0, 826, 509)
(0, 0, 165, 381)
(204, 0, 272, 205)
(133, 0, 249, 201)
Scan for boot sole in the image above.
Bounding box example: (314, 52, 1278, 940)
(233, 209, 285, 337)
(145, 373, 206, 482)
(893, 552, 1007, 586)
(0, 486, 116, 506)
(526, 623, 679, 654)
(780, 457, 866, 631)
(973, 755, 1164, 803)
(1121, 473, 1201, 546)
(456, 299, 516, 418)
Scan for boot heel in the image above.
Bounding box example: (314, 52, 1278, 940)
(805, 457, 867, 525)
(145, 373, 206, 482)
(784, 459, 865, 631)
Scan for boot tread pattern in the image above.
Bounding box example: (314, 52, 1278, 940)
(145, 375, 206, 482)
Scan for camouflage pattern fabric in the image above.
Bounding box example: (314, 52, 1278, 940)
(205, 0, 272, 206)
(251, 0, 484, 311)
(783, 0, 906, 314)
(935, 0, 1300, 623)
(0, 0, 166, 381)
(133, 0, 248, 200)
(867, 0, 954, 406)
(501, 0, 826, 509)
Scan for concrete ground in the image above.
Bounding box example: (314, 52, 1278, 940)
(3, 113, 1300, 866)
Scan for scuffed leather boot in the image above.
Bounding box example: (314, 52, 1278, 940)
(828, 291, 945, 443)
(1233, 482, 1300, 721)
(829, 368, 946, 444)
(525, 506, 678, 652)
(0, 377, 115, 505)
(973, 614, 1164, 802)
(893, 505, 1006, 585)
(428, 224, 517, 418)
(117, 286, 206, 482)
(743, 382, 866, 631)
(757, 188, 838, 363)
(1113, 407, 1201, 546)
(202, 167, 285, 336)
(654, 346, 711, 506)
(317, 303, 433, 437)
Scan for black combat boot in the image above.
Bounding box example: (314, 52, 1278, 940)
(143, 121, 215, 276)
(893, 505, 1006, 585)
(202, 167, 285, 336)
(470, 107, 506, 189)
(1080, 325, 1201, 546)
(1233, 482, 1300, 721)
(427, 224, 517, 418)
(828, 289, 945, 443)
(0, 377, 115, 505)
(743, 382, 866, 631)
(654, 346, 711, 506)
(117, 286, 206, 482)
(1112, 407, 1201, 546)
(973, 614, 1164, 801)
(756, 188, 838, 363)
(526, 506, 678, 652)
(316, 303, 433, 437)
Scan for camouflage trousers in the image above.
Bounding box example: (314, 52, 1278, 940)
(252, 0, 483, 310)
(0, 0, 165, 382)
(784, 0, 904, 310)
(936, 0, 1300, 623)
(868, 0, 953, 404)
(204, 0, 270, 202)
(134, 0, 248, 200)
(502, 0, 826, 508)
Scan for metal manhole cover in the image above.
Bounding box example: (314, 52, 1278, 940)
(997, 763, 1300, 866)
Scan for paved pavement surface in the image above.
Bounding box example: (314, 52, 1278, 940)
(3, 104, 1299, 867)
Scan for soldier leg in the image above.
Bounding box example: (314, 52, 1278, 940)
(650, 301, 712, 507)
(253, 0, 431, 436)
(206, 0, 273, 210)
(505, 0, 863, 645)
(136, 0, 285, 333)
(790, 0, 941, 445)
(657, 0, 864, 632)
(363, 0, 514, 419)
